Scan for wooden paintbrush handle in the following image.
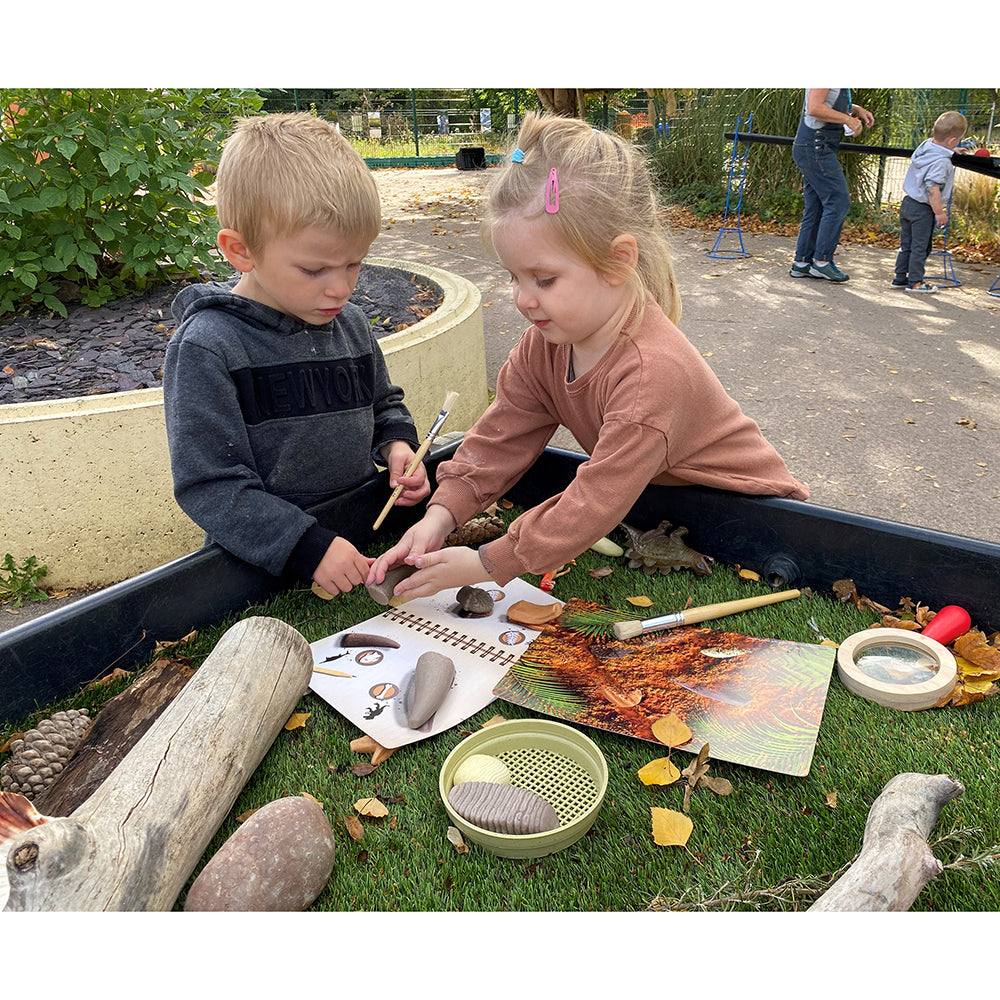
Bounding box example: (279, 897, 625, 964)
(680, 589, 801, 624)
(372, 439, 433, 531)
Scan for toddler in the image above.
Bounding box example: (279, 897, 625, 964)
(164, 112, 429, 596)
(368, 112, 807, 600)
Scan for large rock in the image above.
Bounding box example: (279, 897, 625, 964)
(184, 796, 336, 911)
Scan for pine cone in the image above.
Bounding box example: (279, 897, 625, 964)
(445, 514, 506, 547)
(1, 708, 91, 800)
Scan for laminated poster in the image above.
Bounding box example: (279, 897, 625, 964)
(308, 576, 558, 749)
(493, 598, 837, 777)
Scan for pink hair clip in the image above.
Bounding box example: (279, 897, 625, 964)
(544, 167, 559, 214)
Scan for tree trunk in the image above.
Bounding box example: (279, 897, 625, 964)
(3, 617, 313, 912)
(33, 656, 194, 817)
(810, 772, 964, 912)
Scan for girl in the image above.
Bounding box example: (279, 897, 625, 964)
(368, 113, 807, 600)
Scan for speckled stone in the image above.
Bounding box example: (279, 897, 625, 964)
(183, 796, 336, 912)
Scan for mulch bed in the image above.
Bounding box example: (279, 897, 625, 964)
(0, 266, 442, 406)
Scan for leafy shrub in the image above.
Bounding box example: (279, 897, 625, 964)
(0, 88, 262, 318)
(753, 188, 804, 223)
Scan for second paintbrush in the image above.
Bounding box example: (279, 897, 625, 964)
(611, 589, 802, 640)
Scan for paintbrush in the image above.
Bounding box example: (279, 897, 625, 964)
(611, 589, 802, 640)
(372, 390, 459, 531)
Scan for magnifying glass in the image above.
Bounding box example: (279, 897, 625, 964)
(837, 629, 956, 710)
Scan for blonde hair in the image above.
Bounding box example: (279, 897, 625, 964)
(932, 111, 968, 142)
(215, 112, 381, 254)
(483, 112, 681, 324)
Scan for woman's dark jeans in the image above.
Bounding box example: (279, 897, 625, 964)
(895, 195, 936, 285)
(792, 127, 850, 264)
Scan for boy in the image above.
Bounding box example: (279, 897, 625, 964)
(893, 111, 968, 294)
(163, 112, 429, 596)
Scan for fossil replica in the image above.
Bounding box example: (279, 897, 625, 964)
(619, 521, 714, 576)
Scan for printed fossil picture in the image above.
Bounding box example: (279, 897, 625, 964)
(493, 599, 837, 777)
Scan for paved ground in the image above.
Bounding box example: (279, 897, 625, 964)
(371, 165, 1000, 547)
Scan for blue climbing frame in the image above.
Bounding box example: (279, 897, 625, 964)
(706, 114, 752, 260)
(925, 189, 962, 287)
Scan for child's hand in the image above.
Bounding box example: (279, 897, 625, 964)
(382, 441, 431, 506)
(385, 545, 488, 601)
(313, 536, 374, 597)
(367, 505, 455, 587)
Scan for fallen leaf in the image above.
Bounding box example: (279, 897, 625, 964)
(89, 667, 133, 688)
(627, 595, 654, 607)
(344, 815, 364, 841)
(154, 630, 196, 653)
(737, 567, 761, 582)
(955, 630, 1000, 673)
(700, 774, 734, 796)
(235, 808, 259, 823)
(825, 790, 838, 809)
(481, 715, 507, 728)
(354, 796, 389, 818)
(589, 566, 614, 579)
(311, 581, 335, 600)
(638, 757, 682, 786)
(351, 762, 378, 777)
(651, 714, 693, 748)
(284, 712, 310, 731)
(301, 792, 322, 807)
(651, 807, 694, 847)
(447, 826, 469, 853)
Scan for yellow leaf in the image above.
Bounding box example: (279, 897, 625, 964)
(627, 595, 654, 607)
(284, 712, 310, 731)
(354, 796, 389, 818)
(825, 790, 838, 809)
(651, 807, 693, 847)
(311, 581, 334, 600)
(737, 567, 760, 582)
(637, 757, 681, 786)
(651, 714, 693, 748)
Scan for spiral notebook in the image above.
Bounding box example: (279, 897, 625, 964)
(308, 576, 558, 749)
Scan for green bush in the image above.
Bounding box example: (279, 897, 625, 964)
(0, 88, 261, 318)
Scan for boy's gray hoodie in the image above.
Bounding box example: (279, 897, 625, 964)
(163, 279, 419, 579)
(903, 138, 956, 205)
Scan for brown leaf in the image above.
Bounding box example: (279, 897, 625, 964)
(588, 566, 614, 579)
(344, 815, 365, 841)
(700, 774, 733, 796)
(354, 796, 389, 818)
(351, 762, 378, 777)
(446, 826, 469, 853)
(651, 714, 693, 748)
(311, 581, 335, 600)
(954, 630, 1000, 673)
(651, 807, 693, 847)
(89, 667, 133, 688)
(825, 790, 838, 809)
(154, 630, 196, 653)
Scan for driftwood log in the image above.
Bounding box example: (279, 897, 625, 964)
(3, 616, 313, 912)
(810, 772, 964, 912)
(34, 657, 195, 817)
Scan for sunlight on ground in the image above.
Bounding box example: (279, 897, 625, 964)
(957, 338, 1000, 376)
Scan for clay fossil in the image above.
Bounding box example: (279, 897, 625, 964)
(455, 585, 494, 617)
(448, 781, 560, 835)
(619, 521, 714, 576)
(453, 754, 512, 786)
(339, 633, 401, 648)
(366, 564, 418, 606)
(406, 651, 456, 729)
(506, 600, 563, 628)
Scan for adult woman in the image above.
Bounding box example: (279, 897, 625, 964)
(790, 89, 874, 282)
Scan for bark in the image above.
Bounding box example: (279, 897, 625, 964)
(3, 617, 313, 911)
(33, 657, 194, 817)
(810, 772, 964, 912)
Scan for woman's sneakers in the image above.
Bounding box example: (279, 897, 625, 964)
(808, 260, 849, 282)
(905, 281, 937, 294)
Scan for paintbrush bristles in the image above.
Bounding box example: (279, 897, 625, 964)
(441, 390, 459, 412)
(612, 620, 644, 640)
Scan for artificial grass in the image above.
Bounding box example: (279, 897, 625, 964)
(5, 522, 1000, 912)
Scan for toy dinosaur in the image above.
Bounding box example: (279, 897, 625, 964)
(619, 521, 714, 576)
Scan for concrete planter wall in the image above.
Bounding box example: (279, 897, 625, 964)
(0, 258, 487, 589)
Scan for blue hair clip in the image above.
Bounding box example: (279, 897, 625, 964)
(511, 148, 525, 163)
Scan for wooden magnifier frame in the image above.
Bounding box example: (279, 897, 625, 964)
(836, 628, 957, 711)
